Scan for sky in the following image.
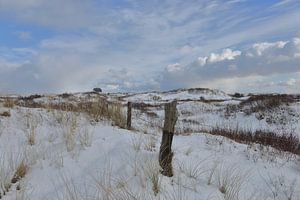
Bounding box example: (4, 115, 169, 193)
(0, 0, 300, 94)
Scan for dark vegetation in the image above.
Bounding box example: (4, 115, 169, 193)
(225, 94, 299, 117)
(19, 94, 43, 101)
(59, 93, 73, 98)
(231, 92, 244, 98)
(0, 111, 10, 117)
(93, 87, 102, 93)
(209, 127, 300, 156)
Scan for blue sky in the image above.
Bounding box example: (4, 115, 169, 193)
(0, 0, 300, 94)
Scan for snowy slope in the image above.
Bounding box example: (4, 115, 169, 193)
(0, 101, 300, 200)
(122, 88, 231, 103)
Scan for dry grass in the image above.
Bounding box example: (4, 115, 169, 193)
(61, 113, 78, 152)
(24, 112, 38, 146)
(131, 135, 143, 152)
(54, 174, 83, 200)
(84, 97, 109, 122)
(79, 125, 93, 148)
(214, 165, 250, 200)
(181, 160, 206, 180)
(0, 152, 28, 198)
(143, 136, 157, 152)
(11, 161, 28, 184)
(143, 159, 161, 196)
(163, 176, 188, 200)
(0, 123, 4, 138)
(15, 183, 30, 200)
(108, 102, 127, 128)
(0, 154, 11, 198)
(261, 174, 299, 200)
(0, 111, 11, 117)
(3, 97, 15, 108)
(13, 93, 127, 128)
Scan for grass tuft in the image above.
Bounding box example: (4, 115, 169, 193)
(11, 161, 28, 184)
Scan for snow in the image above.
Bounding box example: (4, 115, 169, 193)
(1, 90, 300, 200)
(123, 88, 231, 103)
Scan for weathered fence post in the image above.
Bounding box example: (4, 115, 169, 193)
(127, 102, 132, 130)
(159, 100, 177, 177)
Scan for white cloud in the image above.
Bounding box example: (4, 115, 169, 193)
(196, 49, 241, 66)
(208, 49, 241, 63)
(252, 41, 288, 56)
(286, 78, 297, 86)
(162, 37, 300, 92)
(166, 63, 182, 72)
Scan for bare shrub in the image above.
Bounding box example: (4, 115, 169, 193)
(240, 94, 296, 114)
(209, 127, 300, 156)
(224, 104, 239, 118)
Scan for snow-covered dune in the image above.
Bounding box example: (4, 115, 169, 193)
(1, 90, 300, 200)
(122, 88, 232, 103)
(0, 107, 299, 200)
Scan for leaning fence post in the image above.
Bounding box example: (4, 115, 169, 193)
(127, 102, 132, 130)
(159, 100, 177, 177)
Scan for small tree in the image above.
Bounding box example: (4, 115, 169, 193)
(93, 88, 102, 93)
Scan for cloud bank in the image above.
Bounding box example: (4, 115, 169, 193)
(162, 37, 300, 92)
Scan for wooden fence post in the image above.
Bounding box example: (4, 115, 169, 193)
(159, 100, 177, 177)
(127, 102, 132, 130)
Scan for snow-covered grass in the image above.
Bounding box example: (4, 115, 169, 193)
(0, 90, 300, 199)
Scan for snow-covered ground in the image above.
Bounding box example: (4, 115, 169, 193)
(120, 88, 231, 103)
(0, 89, 300, 200)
